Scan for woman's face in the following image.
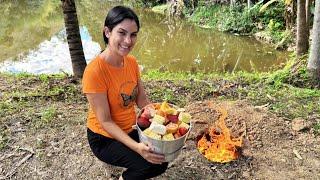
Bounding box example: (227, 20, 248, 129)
(105, 19, 138, 57)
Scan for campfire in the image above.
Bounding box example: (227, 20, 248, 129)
(197, 104, 243, 163)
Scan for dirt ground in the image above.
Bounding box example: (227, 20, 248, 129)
(1, 93, 319, 180)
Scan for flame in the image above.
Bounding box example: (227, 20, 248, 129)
(197, 104, 243, 163)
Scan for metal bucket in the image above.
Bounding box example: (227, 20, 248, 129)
(135, 124, 190, 162)
(135, 105, 192, 162)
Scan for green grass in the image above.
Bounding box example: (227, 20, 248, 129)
(142, 69, 215, 81)
(0, 129, 8, 150)
(0, 101, 15, 117)
(2, 72, 67, 79)
(1, 55, 319, 133)
(143, 55, 320, 128)
(152, 4, 169, 14)
(30, 105, 58, 129)
(2, 73, 81, 102)
(41, 106, 57, 123)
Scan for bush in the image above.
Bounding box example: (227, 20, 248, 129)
(131, 0, 166, 7)
(190, 0, 287, 34)
(218, 5, 260, 33)
(258, 0, 285, 28)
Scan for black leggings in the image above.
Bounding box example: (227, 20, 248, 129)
(87, 128, 168, 180)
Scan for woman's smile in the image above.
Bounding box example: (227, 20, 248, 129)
(107, 19, 138, 57)
(119, 44, 131, 53)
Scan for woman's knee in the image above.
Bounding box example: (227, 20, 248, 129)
(123, 162, 168, 179)
(140, 162, 168, 178)
(150, 162, 168, 177)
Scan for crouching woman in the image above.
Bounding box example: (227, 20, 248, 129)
(82, 6, 168, 180)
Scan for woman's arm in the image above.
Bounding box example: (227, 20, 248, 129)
(136, 79, 151, 109)
(86, 93, 164, 164)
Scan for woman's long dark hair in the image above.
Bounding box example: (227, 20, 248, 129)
(103, 6, 140, 45)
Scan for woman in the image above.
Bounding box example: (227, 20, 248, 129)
(82, 6, 168, 180)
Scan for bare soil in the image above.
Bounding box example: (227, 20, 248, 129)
(0, 76, 319, 180)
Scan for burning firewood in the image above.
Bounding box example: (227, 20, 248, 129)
(197, 102, 244, 163)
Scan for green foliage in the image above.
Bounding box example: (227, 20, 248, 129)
(149, 87, 186, 106)
(218, 5, 260, 33)
(268, 19, 283, 31)
(48, 86, 64, 96)
(142, 69, 211, 81)
(41, 106, 57, 123)
(232, 71, 264, 83)
(266, 19, 291, 44)
(259, 0, 285, 26)
(32, 105, 58, 129)
(245, 80, 320, 119)
(281, 55, 320, 88)
(15, 72, 34, 78)
(257, 1, 289, 44)
(152, 4, 169, 14)
(0, 129, 8, 150)
(190, 1, 286, 36)
(0, 101, 14, 117)
(190, 5, 220, 28)
(143, 70, 216, 107)
(39, 74, 50, 83)
(266, 56, 296, 88)
(1, 51, 319, 135)
(267, 68, 290, 88)
(191, 4, 262, 33)
(242, 53, 320, 120)
(259, 0, 279, 13)
(144, 63, 320, 122)
(129, 0, 166, 8)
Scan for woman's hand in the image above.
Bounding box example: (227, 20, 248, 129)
(136, 142, 165, 164)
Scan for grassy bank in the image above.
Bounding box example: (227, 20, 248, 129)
(1, 57, 319, 143)
(144, 61, 320, 120)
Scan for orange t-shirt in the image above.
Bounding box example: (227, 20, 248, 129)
(82, 55, 140, 138)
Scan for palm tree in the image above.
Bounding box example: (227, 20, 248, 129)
(307, 0, 320, 80)
(61, 0, 86, 78)
(296, 0, 309, 56)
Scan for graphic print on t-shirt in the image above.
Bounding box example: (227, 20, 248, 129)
(119, 81, 138, 108)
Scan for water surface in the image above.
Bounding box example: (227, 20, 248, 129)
(0, 0, 288, 74)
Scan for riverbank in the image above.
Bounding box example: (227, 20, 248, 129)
(1, 58, 319, 123)
(149, 2, 294, 51)
(1, 60, 319, 178)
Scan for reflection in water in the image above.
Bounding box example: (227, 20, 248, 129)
(132, 13, 287, 72)
(0, 0, 288, 74)
(0, 0, 64, 61)
(0, 27, 100, 74)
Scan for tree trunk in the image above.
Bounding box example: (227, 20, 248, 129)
(61, 0, 86, 78)
(296, 0, 309, 56)
(230, 0, 236, 8)
(247, 0, 252, 8)
(285, 0, 296, 30)
(307, 0, 320, 80)
(306, 0, 311, 41)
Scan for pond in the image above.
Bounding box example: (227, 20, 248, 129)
(0, 0, 288, 74)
